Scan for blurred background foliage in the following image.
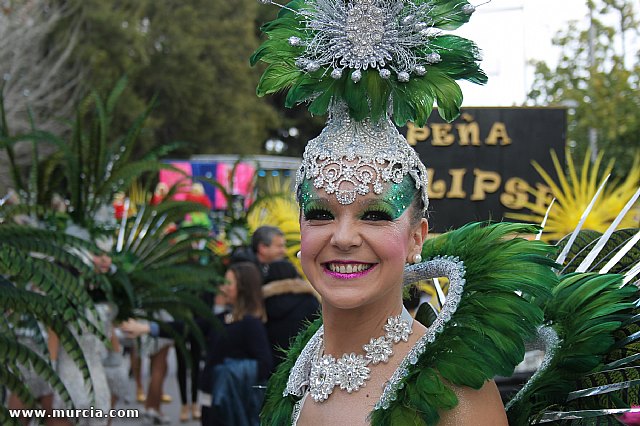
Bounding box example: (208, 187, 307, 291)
(1, 0, 636, 193)
(526, 0, 639, 179)
(59, 0, 279, 158)
(0, 0, 326, 194)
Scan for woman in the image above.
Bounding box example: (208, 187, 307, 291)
(262, 259, 320, 371)
(273, 173, 508, 424)
(200, 261, 272, 426)
(252, 1, 552, 425)
(122, 261, 272, 426)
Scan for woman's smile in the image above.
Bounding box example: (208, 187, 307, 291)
(323, 261, 377, 279)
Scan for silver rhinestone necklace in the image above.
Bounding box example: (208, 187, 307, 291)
(309, 307, 413, 402)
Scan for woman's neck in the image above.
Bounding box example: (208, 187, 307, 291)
(321, 297, 404, 355)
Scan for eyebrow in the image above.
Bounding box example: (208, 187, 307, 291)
(304, 197, 394, 209)
(304, 197, 331, 206)
(360, 198, 394, 209)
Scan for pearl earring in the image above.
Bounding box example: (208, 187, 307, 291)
(296, 251, 301, 259)
(412, 253, 422, 264)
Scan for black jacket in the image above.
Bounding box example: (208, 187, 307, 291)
(262, 278, 320, 370)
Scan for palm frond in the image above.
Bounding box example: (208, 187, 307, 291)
(0, 228, 111, 310)
(108, 198, 220, 331)
(2, 79, 176, 237)
(0, 220, 112, 409)
(0, 334, 74, 409)
(0, 280, 102, 387)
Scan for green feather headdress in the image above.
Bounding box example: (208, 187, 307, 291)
(252, 0, 486, 211)
(251, 0, 487, 126)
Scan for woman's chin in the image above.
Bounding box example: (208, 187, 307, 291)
(316, 289, 365, 310)
(319, 289, 393, 312)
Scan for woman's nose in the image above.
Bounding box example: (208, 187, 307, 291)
(330, 217, 362, 250)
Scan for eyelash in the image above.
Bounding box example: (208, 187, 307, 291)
(303, 208, 334, 221)
(361, 208, 394, 221)
(303, 207, 394, 222)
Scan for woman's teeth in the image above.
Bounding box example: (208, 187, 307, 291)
(327, 263, 371, 274)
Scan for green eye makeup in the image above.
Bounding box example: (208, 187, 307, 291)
(382, 175, 415, 219)
(298, 175, 415, 220)
(298, 179, 315, 211)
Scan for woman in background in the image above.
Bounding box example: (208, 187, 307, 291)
(203, 261, 272, 425)
(262, 259, 320, 371)
(122, 261, 272, 426)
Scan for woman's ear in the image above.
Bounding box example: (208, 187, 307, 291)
(411, 218, 429, 257)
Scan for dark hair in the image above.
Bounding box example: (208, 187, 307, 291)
(408, 185, 427, 227)
(264, 259, 300, 284)
(251, 226, 284, 253)
(227, 262, 266, 322)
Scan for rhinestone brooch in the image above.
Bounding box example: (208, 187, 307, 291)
(309, 312, 412, 402)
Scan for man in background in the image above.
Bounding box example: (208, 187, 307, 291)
(232, 225, 287, 277)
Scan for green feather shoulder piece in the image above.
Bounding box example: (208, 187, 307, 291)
(260, 318, 322, 425)
(370, 222, 558, 425)
(505, 273, 639, 424)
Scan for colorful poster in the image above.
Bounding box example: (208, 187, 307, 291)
(158, 161, 192, 201)
(160, 161, 255, 210)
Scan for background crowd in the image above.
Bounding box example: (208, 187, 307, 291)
(5, 213, 321, 425)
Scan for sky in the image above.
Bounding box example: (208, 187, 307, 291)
(456, 0, 593, 106)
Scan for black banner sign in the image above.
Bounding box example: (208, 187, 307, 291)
(403, 107, 566, 233)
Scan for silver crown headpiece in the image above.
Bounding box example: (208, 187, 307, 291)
(295, 104, 429, 212)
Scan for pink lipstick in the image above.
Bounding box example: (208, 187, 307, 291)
(323, 261, 376, 279)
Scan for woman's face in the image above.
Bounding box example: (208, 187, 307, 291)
(298, 177, 428, 311)
(92, 253, 112, 274)
(221, 270, 238, 305)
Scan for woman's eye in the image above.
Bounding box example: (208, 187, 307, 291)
(304, 208, 334, 221)
(361, 210, 393, 221)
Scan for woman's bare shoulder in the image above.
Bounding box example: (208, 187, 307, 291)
(438, 380, 508, 426)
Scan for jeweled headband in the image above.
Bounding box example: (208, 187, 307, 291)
(252, 0, 487, 213)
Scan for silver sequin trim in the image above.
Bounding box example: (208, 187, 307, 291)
(285, 326, 324, 398)
(289, 0, 456, 79)
(375, 256, 466, 410)
(295, 104, 429, 213)
(504, 325, 559, 411)
(291, 396, 305, 425)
